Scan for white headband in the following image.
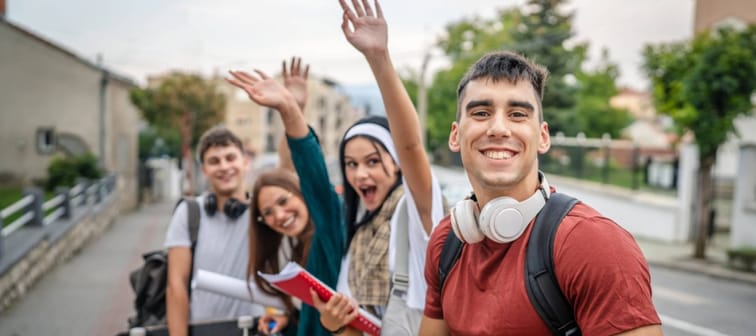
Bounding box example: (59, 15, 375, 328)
(343, 123, 399, 164)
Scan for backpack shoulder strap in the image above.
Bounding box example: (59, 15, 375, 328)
(174, 197, 201, 245)
(438, 224, 464, 295)
(525, 192, 581, 336)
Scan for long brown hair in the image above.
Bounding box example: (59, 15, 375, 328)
(247, 169, 314, 314)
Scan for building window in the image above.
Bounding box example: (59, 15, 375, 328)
(36, 128, 56, 154)
(267, 108, 275, 123)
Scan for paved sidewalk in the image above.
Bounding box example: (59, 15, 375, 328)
(637, 231, 756, 286)
(0, 200, 174, 336)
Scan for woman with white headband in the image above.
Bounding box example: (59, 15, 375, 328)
(227, 3, 444, 335)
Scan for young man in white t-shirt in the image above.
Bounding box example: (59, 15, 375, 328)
(164, 126, 263, 336)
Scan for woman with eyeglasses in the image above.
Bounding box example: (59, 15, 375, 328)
(242, 58, 346, 336)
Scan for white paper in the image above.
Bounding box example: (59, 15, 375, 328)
(193, 269, 286, 310)
(257, 262, 304, 283)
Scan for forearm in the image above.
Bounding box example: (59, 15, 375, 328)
(277, 135, 295, 173)
(166, 284, 190, 336)
(278, 99, 309, 139)
(364, 50, 434, 233)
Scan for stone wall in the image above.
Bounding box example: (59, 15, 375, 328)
(0, 192, 120, 313)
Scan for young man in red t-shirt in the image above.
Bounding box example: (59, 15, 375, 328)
(419, 52, 662, 335)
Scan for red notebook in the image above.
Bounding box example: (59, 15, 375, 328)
(258, 262, 382, 336)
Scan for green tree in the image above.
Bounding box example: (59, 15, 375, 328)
(643, 25, 756, 258)
(574, 49, 632, 138)
(511, 0, 587, 136)
(130, 72, 226, 193)
(138, 126, 181, 161)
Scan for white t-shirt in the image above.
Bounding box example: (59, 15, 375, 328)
(337, 173, 446, 311)
(164, 195, 265, 321)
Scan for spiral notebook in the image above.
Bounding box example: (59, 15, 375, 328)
(258, 262, 382, 336)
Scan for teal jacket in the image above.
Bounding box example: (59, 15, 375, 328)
(288, 130, 346, 336)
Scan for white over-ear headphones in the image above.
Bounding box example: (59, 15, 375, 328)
(450, 171, 551, 244)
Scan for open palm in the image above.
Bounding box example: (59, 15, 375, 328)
(282, 57, 310, 110)
(339, 0, 388, 56)
(227, 70, 291, 110)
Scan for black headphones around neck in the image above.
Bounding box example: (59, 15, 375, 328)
(204, 193, 249, 220)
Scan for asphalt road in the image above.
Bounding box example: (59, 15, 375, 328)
(651, 265, 756, 336)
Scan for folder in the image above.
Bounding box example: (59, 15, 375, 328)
(258, 262, 382, 336)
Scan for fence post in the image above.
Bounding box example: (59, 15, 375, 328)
(631, 144, 640, 190)
(0, 215, 4, 260)
(602, 133, 611, 184)
(94, 180, 102, 204)
(55, 186, 71, 219)
(23, 187, 44, 227)
(575, 132, 586, 179)
(77, 178, 90, 206)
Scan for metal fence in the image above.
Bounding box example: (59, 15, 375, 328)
(540, 134, 678, 193)
(0, 174, 117, 260)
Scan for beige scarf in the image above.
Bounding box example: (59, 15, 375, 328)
(347, 186, 405, 308)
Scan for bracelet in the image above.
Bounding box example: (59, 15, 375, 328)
(320, 320, 346, 335)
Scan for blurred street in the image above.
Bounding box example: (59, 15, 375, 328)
(1, 167, 755, 336)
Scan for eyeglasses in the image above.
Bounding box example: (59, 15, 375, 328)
(258, 192, 292, 220)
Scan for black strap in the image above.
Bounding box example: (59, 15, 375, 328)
(438, 193, 580, 335)
(438, 229, 464, 295)
(525, 193, 580, 336)
(175, 198, 201, 298)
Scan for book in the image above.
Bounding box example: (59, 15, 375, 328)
(193, 269, 287, 310)
(258, 262, 382, 336)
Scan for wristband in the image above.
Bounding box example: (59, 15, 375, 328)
(320, 320, 346, 335)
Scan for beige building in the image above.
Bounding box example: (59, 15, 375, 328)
(217, 75, 363, 161)
(610, 88, 656, 121)
(0, 12, 140, 210)
(694, 0, 756, 33)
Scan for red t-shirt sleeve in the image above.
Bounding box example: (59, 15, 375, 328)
(423, 216, 452, 319)
(554, 207, 661, 335)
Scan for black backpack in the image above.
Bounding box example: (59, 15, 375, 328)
(128, 198, 201, 328)
(439, 193, 581, 336)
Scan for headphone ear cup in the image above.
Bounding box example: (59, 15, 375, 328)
(223, 198, 248, 220)
(479, 197, 526, 244)
(450, 199, 484, 244)
(204, 194, 217, 216)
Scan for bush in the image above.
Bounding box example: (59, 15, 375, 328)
(46, 153, 103, 191)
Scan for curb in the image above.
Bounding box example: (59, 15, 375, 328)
(647, 258, 756, 287)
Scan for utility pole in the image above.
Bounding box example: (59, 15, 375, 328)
(417, 49, 432, 149)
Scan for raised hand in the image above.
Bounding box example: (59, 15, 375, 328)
(282, 57, 310, 111)
(226, 70, 294, 111)
(338, 0, 388, 58)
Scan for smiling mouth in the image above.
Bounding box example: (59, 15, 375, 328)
(359, 186, 377, 201)
(281, 216, 295, 229)
(483, 150, 515, 160)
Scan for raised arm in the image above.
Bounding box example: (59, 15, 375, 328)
(227, 69, 308, 138)
(338, 0, 434, 234)
(277, 57, 311, 172)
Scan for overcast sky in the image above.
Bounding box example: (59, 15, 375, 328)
(7, 0, 694, 90)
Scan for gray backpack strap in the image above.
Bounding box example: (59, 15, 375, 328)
(175, 198, 201, 297)
(392, 196, 410, 293)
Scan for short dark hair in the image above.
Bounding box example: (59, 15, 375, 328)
(196, 126, 244, 164)
(456, 51, 549, 121)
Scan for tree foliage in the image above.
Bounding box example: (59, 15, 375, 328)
(406, 0, 600, 154)
(574, 49, 632, 138)
(643, 25, 756, 258)
(130, 72, 226, 148)
(510, 0, 587, 136)
(644, 26, 756, 159)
